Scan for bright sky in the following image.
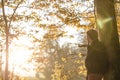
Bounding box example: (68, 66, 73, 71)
(58, 26, 85, 47)
(1, 35, 36, 77)
(0, 0, 93, 78)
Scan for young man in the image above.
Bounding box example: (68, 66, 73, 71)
(85, 29, 109, 80)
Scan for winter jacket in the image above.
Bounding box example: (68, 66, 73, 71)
(85, 40, 109, 74)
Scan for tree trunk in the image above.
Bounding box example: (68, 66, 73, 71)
(1, 0, 9, 80)
(94, 0, 120, 80)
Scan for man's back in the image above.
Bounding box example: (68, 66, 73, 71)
(85, 40, 109, 74)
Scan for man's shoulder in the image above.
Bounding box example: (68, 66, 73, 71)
(95, 41, 105, 47)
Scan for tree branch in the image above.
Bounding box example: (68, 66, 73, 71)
(9, 0, 24, 28)
(1, 0, 8, 27)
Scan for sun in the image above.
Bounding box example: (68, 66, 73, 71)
(8, 36, 36, 77)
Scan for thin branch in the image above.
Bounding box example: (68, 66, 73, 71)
(1, 0, 8, 27)
(9, 0, 24, 28)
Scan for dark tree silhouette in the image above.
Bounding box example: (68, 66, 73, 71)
(94, 0, 120, 80)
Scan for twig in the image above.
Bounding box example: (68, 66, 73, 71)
(9, 0, 24, 29)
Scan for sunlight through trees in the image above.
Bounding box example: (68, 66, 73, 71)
(0, 0, 120, 80)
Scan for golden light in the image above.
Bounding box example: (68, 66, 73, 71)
(8, 36, 36, 77)
(0, 0, 94, 79)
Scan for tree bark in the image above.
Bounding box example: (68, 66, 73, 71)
(1, 0, 9, 80)
(94, 0, 120, 80)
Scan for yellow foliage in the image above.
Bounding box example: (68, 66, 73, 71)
(52, 61, 63, 80)
(79, 66, 83, 70)
(61, 57, 67, 63)
(78, 53, 82, 58)
(62, 75, 67, 80)
(74, 60, 80, 64)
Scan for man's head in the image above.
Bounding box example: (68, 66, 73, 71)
(87, 29, 98, 41)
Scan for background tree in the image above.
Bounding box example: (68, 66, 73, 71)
(1, 0, 24, 79)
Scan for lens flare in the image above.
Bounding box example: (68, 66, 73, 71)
(97, 17, 112, 29)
